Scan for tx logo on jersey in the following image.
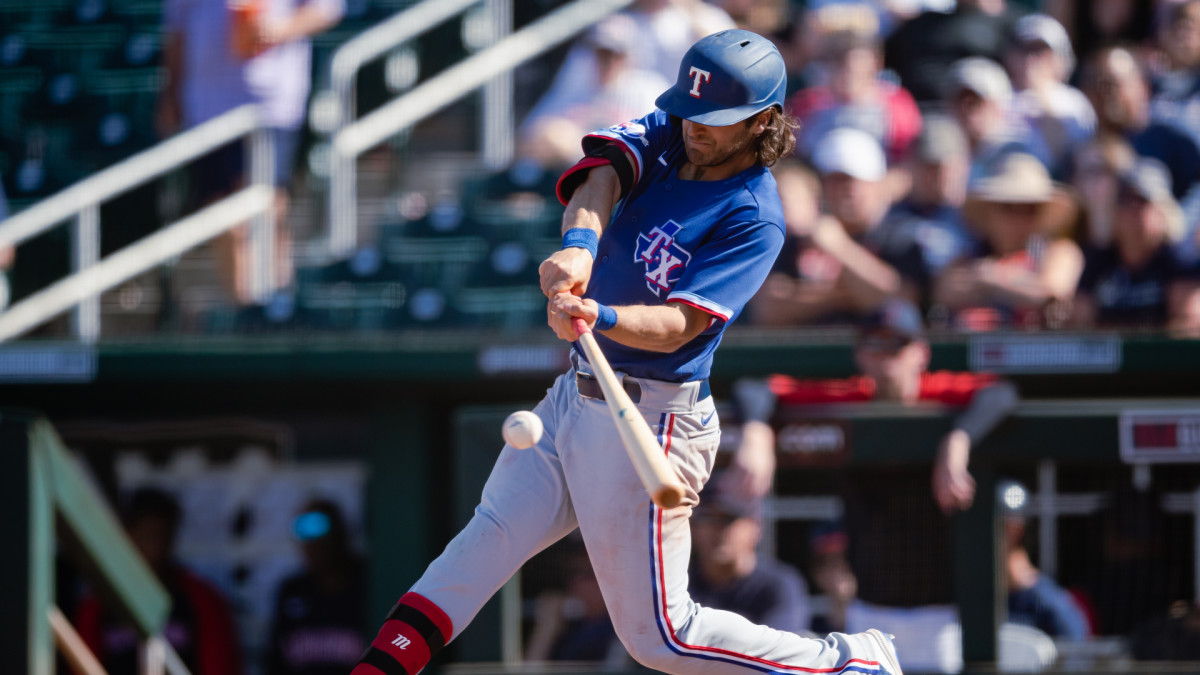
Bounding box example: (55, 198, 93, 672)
(688, 67, 711, 98)
(635, 221, 691, 296)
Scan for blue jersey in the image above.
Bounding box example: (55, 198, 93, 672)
(562, 109, 785, 382)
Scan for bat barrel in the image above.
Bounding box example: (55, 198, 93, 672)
(570, 317, 686, 510)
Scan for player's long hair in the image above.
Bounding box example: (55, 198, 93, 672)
(753, 107, 799, 167)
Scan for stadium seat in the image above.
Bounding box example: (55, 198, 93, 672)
(297, 247, 408, 332)
(384, 235, 488, 292)
(453, 285, 545, 332)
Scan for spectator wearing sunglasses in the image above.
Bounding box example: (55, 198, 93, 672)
(722, 299, 1019, 517)
(265, 499, 367, 675)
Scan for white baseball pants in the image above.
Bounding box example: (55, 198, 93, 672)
(409, 366, 896, 675)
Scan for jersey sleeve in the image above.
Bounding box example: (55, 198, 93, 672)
(555, 110, 675, 205)
(666, 219, 785, 327)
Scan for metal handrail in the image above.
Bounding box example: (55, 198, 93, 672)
(0, 106, 259, 250)
(0, 105, 275, 342)
(0, 187, 274, 343)
(324, 0, 506, 257)
(326, 0, 634, 257)
(327, 0, 480, 132)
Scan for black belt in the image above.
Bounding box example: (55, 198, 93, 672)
(575, 372, 711, 404)
(576, 371, 642, 404)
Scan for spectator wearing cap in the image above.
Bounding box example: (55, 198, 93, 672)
(726, 299, 1020, 518)
(689, 474, 812, 634)
(999, 481, 1091, 639)
(945, 57, 1052, 185)
(1152, 0, 1200, 145)
(876, 114, 978, 294)
(265, 499, 367, 675)
(751, 129, 925, 326)
(1083, 45, 1200, 205)
(1071, 159, 1200, 330)
(75, 488, 243, 675)
(935, 152, 1084, 331)
(518, 14, 671, 167)
(884, 0, 1024, 104)
(787, 29, 922, 163)
(1006, 14, 1096, 177)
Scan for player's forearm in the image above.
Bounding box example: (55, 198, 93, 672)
(952, 381, 1019, 444)
(562, 165, 621, 237)
(750, 277, 850, 326)
(976, 268, 1056, 308)
(271, 2, 343, 43)
(602, 303, 709, 353)
(812, 223, 903, 304)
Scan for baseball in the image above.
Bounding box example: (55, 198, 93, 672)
(503, 410, 543, 449)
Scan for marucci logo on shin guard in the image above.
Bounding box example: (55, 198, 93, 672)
(392, 634, 412, 650)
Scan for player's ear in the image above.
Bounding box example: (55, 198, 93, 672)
(749, 109, 772, 136)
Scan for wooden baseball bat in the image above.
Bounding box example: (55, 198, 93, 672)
(573, 318, 685, 509)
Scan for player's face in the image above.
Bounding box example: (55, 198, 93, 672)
(821, 172, 880, 232)
(681, 118, 759, 172)
(912, 158, 967, 208)
(985, 202, 1041, 255)
(856, 332, 928, 403)
(1114, 191, 1166, 253)
(692, 510, 759, 565)
(128, 516, 175, 572)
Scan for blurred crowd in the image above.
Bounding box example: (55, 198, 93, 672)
(6, 0, 1200, 338)
(522, 0, 1200, 335)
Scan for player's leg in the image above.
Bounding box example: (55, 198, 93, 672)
(563, 390, 902, 675)
(353, 372, 582, 675)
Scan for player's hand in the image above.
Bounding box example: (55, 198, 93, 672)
(933, 429, 976, 514)
(547, 293, 598, 341)
(723, 420, 776, 500)
(539, 247, 594, 298)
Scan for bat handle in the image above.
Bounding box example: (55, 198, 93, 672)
(573, 317, 591, 337)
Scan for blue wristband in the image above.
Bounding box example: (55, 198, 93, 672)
(562, 228, 599, 258)
(594, 302, 618, 331)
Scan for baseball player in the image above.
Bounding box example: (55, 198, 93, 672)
(352, 30, 904, 675)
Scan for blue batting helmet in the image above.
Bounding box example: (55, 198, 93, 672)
(655, 30, 787, 127)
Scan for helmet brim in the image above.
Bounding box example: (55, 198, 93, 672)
(655, 87, 774, 127)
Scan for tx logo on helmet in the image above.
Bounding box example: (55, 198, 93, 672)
(688, 66, 711, 98)
(635, 221, 692, 296)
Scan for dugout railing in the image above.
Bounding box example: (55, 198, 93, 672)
(1, 410, 191, 675)
(452, 396, 1200, 673)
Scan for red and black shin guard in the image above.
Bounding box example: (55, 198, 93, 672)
(352, 592, 453, 675)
